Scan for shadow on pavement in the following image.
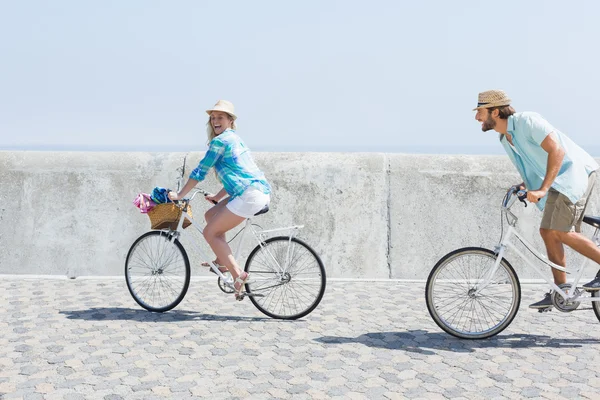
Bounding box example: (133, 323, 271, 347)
(315, 330, 600, 354)
(59, 307, 277, 322)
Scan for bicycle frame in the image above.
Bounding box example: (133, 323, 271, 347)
(163, 190, 304, 288)
(479, 188, 600, 303)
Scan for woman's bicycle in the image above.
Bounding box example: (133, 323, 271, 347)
(124, 188, 326, 320)
(426, 185, 600, 339)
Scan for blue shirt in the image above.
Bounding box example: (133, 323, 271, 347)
(189, 129, 271, 198)
(501, 112, 598, 210)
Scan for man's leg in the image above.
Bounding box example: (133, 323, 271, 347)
(557, 231, 600, 263)
(556, 230, 600, 290)
(558, 172, 600, 289)
(540, 228, 567, 285)
(529, 189, 563, 309)
(534, 172, 599, 298)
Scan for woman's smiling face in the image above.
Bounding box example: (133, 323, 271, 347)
(210, 111, 233, 135)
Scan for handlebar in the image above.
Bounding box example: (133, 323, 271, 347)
(516, 189, 528, 207)
(502, 186, 527, 208)
(503, 186, 541, 209)
(173, 188, 218, 205)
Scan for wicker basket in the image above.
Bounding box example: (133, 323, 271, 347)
(147, 203, 192, 230)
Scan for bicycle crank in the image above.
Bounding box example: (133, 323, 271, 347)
(551, 283, 581, 312)
(218, 276, 235, 294)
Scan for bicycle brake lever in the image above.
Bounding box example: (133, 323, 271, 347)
(517, 190, 528, 207)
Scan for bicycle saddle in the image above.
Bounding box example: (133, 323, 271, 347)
(254, 204, 269, 216)
(583, 215, 600, 229)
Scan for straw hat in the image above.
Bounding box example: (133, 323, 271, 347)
(473, 90, 511, 111)
(206, 100, 237, 120)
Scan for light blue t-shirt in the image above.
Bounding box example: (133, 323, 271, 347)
(501, 112, 599, 210)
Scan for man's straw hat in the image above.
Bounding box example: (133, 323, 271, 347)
(206, 100, 237, 120)
(473, 90, 511, 111)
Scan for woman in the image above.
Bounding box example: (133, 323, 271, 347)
(169, 100, 271, 300)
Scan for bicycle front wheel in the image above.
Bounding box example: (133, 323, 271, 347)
(426, 247, 521, 339)
(244, 236, 326, 320)
(125, 231, 190, 312)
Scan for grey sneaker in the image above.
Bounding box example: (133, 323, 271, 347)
(529, 292, 553, 309)
(582, 276, 600, 291)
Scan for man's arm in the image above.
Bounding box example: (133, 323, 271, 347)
(527, 132, 565, 203)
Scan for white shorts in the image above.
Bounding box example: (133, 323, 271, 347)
(226, 186, 270, 218)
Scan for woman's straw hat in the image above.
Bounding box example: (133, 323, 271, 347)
(206, 100, 237, 120)
(473, 90, 511, 111)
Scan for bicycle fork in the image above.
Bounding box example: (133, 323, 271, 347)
(474, 245, 508, 295)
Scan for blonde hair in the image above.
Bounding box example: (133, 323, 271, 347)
(206, 114, 236, 144)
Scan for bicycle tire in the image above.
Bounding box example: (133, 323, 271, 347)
(244, 236, 326, 320)
(125, 230, 190, 312)
(591, 269, 600, 322)
(426, 247, 521, 339)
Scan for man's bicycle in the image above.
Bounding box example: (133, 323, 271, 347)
(426, 186, 600, 339)
(124, 188, 326, 320)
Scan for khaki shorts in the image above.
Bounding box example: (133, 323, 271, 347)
(541, 172, 597, 232)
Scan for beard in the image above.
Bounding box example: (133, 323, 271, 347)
(481, 114, 496, 132)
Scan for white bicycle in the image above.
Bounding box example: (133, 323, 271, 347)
(426, 186, 600, 339)
(124, 187, 326, 320)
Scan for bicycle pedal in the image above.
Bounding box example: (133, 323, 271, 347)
(537, 307, 552, 313)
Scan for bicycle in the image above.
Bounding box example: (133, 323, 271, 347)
(124, 187, 326, 320)
(426, 185, 600, 339)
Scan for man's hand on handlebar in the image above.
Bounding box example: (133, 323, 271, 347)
(510, 182, 545, 205)
(510, 183, 528, 206)
(526, 189, 547, 204)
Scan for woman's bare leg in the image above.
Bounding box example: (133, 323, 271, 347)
(203, 200, 229, 266)
(203, 207, 247, 283)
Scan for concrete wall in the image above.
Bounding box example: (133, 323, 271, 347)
(1, 151, 599, 279)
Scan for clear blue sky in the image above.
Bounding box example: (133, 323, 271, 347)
(1, 0, 599, 155)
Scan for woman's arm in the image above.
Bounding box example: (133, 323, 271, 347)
(189, 138, 225, 182)
(170, 138, 226, 201)
(168, 178, 199, 201)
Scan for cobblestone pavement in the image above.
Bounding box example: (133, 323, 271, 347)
(2, 278, 600, 399)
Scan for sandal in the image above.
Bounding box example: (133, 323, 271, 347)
(201, 261, 228, 275)
(234, 272, 250, 301)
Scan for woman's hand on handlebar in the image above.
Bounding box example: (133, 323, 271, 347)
(204, 193, 220, 205)
(168, 191, 181, 201)
(205, 187, 227, 205)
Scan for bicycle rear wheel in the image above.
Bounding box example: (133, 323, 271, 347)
(591, 269, 600, 322)
(125, 231, 190, 312)
(426, 247, 521, 339)
(244, 236, 326, 320)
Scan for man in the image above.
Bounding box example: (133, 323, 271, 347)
(474, 89, 600, 309)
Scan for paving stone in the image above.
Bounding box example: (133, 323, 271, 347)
(2, 279, 600, 398)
